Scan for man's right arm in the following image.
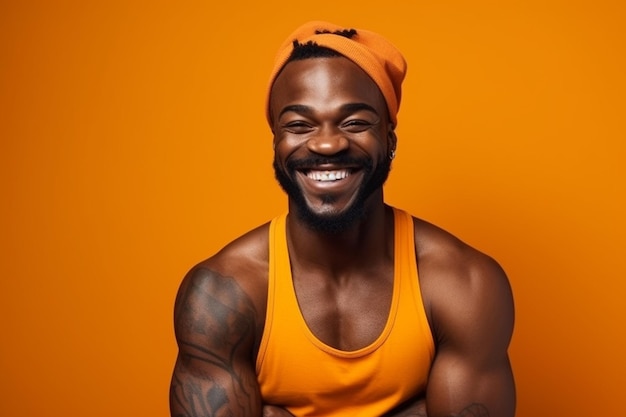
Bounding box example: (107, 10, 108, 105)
(170, 265, 263, 417)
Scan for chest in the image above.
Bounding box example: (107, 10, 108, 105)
(257, 259, 434, 416)
(292, 268, 394, 351)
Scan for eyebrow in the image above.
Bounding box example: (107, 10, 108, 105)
(278, 104, 312, 120)
(341, 103, 379, 115)
(278, 102, 380, 120)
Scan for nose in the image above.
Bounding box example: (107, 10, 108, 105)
(306, 128, 349, 155)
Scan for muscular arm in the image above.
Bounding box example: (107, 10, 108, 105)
(423, 252, 516, 417)
(385, 255, 514, 417)
(170, 266, 263, 417)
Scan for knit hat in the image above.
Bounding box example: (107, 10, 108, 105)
(267, 21, 407, 126)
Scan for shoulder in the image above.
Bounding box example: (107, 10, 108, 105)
(201, 221, 271, 289)
(174, 222, 272, 347)
(411, 216, 514, 347)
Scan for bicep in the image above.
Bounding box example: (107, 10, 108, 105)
(425, 256, 515, 417)
(426, 350, 515, 417)
(169, 266, 262, 417)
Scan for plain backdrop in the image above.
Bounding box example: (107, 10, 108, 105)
(1, 1, 625, 416)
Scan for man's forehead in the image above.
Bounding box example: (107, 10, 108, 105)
(269, 57, 387, 116)
(272, 57, 383, 97)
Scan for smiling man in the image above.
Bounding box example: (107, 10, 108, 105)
(170, 21, 515, 417)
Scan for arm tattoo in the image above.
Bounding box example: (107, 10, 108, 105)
(170, 268, 261, 416)
(453, 403, 490, 417)
(387, 402, 489, 417)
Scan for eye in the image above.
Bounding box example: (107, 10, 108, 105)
(280, 120, 313, 134)
(342, 119, 372, 132)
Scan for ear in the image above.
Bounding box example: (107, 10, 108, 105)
(387, 124, 397, 152)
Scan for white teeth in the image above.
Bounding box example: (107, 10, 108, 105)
(307, 170, 349, 182)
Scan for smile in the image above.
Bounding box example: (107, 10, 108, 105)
(306, 169, 351, 182)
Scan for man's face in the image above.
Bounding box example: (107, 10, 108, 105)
(269, 56, 395, 233)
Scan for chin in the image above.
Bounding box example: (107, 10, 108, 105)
(296, 201, 366, 234)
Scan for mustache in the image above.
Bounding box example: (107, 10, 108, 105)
(285, 155, 373, 170)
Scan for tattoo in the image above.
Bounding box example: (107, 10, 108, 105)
(170, 268, 260, 416)
(453, 403, 490, 417)
(384, 402, 489, 417)
(410, 409, 427, 417)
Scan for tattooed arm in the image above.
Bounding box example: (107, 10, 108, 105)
(170, 265, 263, 417)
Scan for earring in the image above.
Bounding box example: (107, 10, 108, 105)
(389, 149, 396, 160)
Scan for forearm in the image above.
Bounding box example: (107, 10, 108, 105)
(382, 396, 427, 417)
(383, 398, 495, 417)
(262, 405, 296, 417)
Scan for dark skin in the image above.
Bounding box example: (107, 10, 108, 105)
(170, 56, 515, 417)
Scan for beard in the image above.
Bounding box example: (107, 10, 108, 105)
(273, 153, 392, 234)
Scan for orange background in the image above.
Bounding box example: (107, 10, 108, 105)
(1, 1, 624, 416)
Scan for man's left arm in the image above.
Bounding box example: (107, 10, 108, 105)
(423, 253, 516, 417)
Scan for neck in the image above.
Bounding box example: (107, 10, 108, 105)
(286, 200, 394, 275)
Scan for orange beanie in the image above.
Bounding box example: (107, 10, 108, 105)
(267, 21, 407, 126)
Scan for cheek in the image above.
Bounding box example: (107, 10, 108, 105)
(273, 133, 308, 161)
(352, 131, 387, 156)
(273, 140, 295, 170)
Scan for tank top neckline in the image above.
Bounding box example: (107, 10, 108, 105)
(276, 208, 406, 358)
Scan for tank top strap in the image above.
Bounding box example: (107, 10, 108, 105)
(392, 207, 434, 356)
(256, 212, 288, 374)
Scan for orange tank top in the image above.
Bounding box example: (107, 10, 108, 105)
(256, 208, 434, 416)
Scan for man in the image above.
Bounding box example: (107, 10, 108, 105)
(170, 21, 515, 417)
